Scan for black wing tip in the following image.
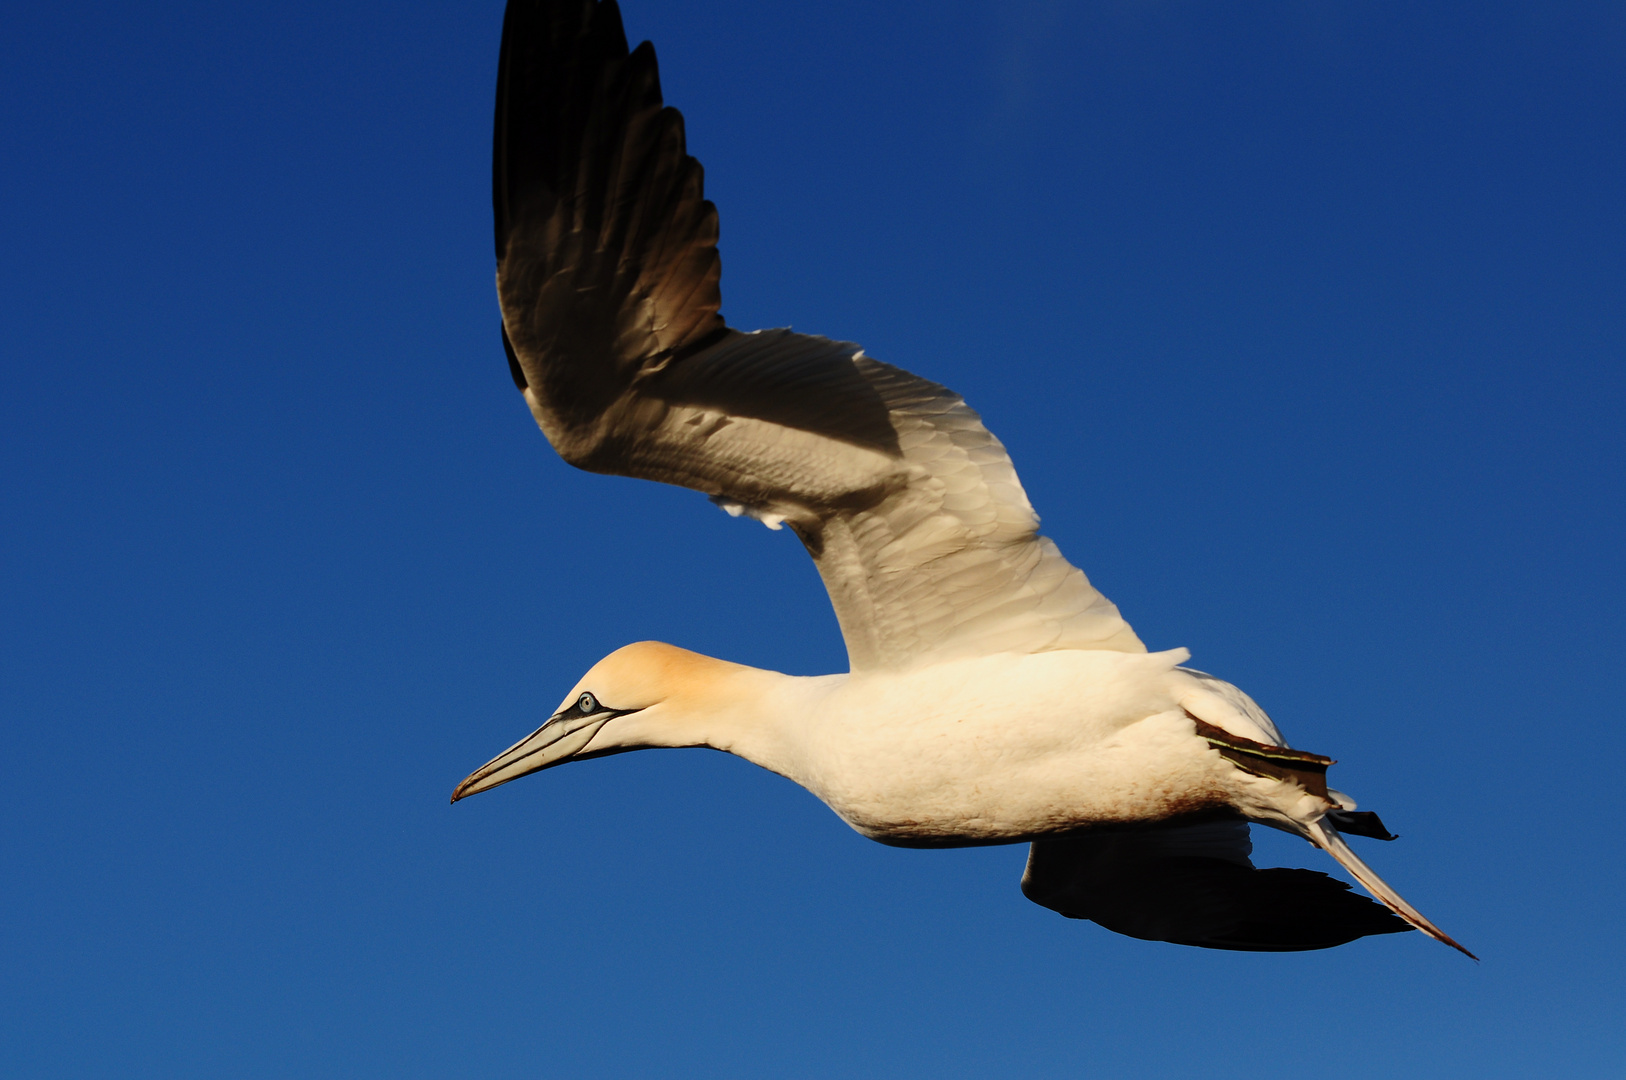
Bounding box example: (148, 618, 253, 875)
(493, 0, 652, 262)
(1027, 850, 1416, 953)
(500, 0, 629, 55)
(1197, 866, 1415, 951)
(492, 0, 728, 389)
(1150, 864, 1413, 952)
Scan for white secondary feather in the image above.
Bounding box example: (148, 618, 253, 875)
(667, 330, 1146, 671)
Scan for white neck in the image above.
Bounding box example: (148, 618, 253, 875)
(589, 648, 841, 785)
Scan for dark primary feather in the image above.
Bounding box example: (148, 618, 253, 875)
(491, 0, 1143, 671)
(1021, 818, 1412, 951)
(495, 0, 724, 434)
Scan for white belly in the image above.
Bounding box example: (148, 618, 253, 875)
(787, 649, 1234, 845)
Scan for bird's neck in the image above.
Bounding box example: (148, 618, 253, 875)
(698, 666, 826, 781)
(601, 651, 838, 783)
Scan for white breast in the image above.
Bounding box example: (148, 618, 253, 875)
(779, 648, 1235, 845)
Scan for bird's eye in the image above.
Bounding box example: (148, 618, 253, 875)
(577, 692, 598, 714)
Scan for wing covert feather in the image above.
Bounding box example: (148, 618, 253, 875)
(492, 0, 1142, 670)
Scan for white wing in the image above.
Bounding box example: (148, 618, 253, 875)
(493, 0, 1143, 671)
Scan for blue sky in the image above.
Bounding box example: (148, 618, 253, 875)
(3, 1, 1623, 1076)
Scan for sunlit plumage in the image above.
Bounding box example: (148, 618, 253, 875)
(453, 0, 1471, 957)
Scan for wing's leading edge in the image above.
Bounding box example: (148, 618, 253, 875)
(494, 0, 1142, 669)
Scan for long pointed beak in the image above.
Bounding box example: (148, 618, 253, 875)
(450, 711, 613, 803)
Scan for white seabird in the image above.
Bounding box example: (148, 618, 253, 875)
(453, 0, 1472, 957)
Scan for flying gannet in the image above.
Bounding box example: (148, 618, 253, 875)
(452, 0, 1472, 956)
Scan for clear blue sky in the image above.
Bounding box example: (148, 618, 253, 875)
(4, 1, 1623, 1076)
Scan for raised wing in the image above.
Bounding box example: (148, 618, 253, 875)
(493, 0, 1142, 670)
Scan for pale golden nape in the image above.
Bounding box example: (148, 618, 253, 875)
(563, 641, 751, 715)
(564, 642, 821, 775)
(451, 641, 817, 804)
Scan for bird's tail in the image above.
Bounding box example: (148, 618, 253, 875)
(1304, 816, 1476, 959)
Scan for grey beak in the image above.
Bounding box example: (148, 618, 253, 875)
(450, 711, 613, 802)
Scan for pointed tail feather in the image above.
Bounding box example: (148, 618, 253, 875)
(1305, 818, 1477, 959)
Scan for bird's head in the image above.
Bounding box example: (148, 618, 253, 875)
(449, 641, 746, 802)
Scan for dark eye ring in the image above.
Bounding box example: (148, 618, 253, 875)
(577, 692, 598, 714)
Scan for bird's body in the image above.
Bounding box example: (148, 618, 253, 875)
(597, 645, 1232, 847)
(454, 0, 1472, 957)
(793, 650, 1215, 846)
(715, 648, 1286, 847)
